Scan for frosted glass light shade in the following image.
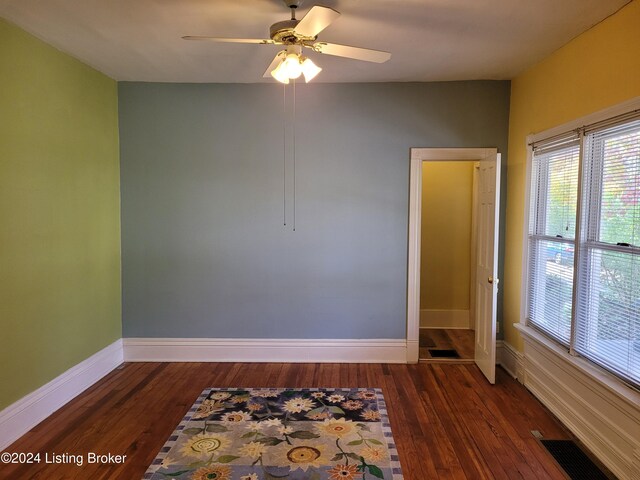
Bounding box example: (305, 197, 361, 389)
(282, 53, 303, 79)
(271, 61, 290, 84)
(301, 58, 322, 82)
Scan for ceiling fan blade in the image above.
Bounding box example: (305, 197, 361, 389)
(182, 36, 275, 44)
(312, 42, 391, 63)
(263, 51, 285, 78)
(294, 6, 340, 38)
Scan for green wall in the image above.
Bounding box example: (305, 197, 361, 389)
(0, 19, 121, 409)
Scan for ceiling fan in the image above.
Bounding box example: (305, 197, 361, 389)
(183, 0, 391, 83)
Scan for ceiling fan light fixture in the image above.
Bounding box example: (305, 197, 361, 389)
(270, 49, 322, 84)
(301, 57, 322, 82)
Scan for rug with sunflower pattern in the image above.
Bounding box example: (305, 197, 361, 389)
(143, 388, 403, 480)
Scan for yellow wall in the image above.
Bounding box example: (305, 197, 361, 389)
(504, 0, 640, 351)
(420, 161, 475, 312)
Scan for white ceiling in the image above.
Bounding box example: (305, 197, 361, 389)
(0, 0, 630, 83)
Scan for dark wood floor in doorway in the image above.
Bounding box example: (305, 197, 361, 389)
(3, 363, 571, 479)
(420, 328, 475, 360)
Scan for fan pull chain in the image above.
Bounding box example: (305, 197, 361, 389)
(293, 79, 296, 232)
(281, 80, 298, 232)
(283, 82, 287, 226)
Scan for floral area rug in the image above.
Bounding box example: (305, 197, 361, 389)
(144, 388, 403, 480)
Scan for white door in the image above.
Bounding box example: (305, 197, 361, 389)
(474, 153, 501, 384)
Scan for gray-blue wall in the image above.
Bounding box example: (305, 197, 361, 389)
(119, 81, 510, 339)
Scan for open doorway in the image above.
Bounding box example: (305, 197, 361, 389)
(407, 148, 501, 383)
(419, 160, 478, 363)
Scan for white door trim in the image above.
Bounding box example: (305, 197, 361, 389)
(407, 148, 498, 363)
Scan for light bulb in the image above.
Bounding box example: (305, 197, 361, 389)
(301, 57, 322, 83)
(282, 53, 303, 79)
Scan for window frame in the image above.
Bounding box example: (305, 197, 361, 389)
(520, 97, 640, 391)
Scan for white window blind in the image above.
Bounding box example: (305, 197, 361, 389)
(527, 136, 580, 345)
(576, 119, 640, 386)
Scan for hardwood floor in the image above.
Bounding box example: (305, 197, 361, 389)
(2, 363, 572, 479)
(419, 328, 475, 361)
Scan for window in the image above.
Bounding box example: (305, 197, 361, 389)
(527, 113, 640, 388)
(528, 136, 580, 344)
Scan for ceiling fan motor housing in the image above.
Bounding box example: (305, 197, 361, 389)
(269, 19, 315, 44)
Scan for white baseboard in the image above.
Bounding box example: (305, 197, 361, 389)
(516, 324, 640, 480)
(496, 340, 524, 383)
(123, 338, 407, 363)
(420, 309, 470, 329)
(0, 339, 123, 451)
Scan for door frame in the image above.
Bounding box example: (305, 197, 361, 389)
(407, 147, 498, 363)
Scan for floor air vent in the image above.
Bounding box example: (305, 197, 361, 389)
(427, 348, 460, 358)
(540, 440, 609, 480)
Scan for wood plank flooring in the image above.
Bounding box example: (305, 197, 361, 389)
(419, 328, 475, 361)
(1, 363, 572, 479)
